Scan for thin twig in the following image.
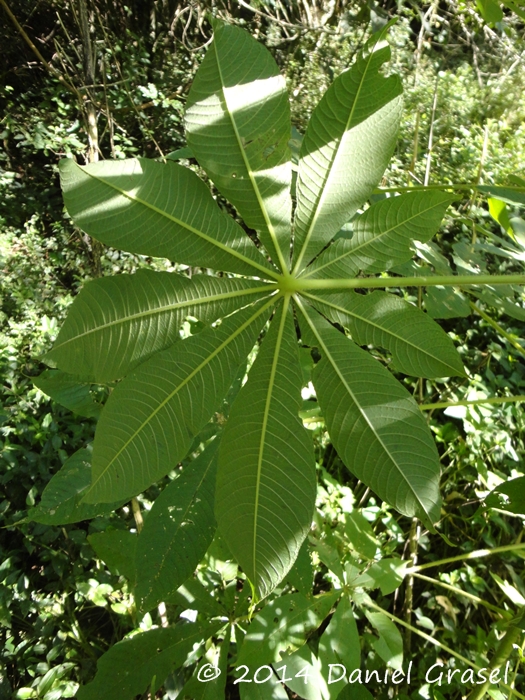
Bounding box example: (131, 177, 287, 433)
(1, 0, 82, 100)
(402, 518, 420, 657)
(424, 77, 439, 187)
(131, 497, 144, 533)
(236, 0, 343, 35)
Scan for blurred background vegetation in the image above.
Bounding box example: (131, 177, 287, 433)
(1, 1, 525, 698)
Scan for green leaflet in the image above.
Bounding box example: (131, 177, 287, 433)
(285, 539, 314, 596)
(488, 197, 514, 236)
(344, 512, 378, 560)
(485, 476, 525, 515)
(135, 441, 219, 613)
(179, 626, 230, 699)
(425, 286, 471, 319)
(308, 290, 465, 378)
(296, 300, 441, 528)
(475, 0, 504, 24)
(76, 621, 222, 700)
(311, 537, 345, 582)
(365, 611, 403, 670)
(185, 21, 292, 270)
(84, 297, 274, 503)
(353, 559, 407, 595)
(33, 369, 102, 418)
(318, 596, 360, 672)
(26, 447, 125, 525)
(477, 184, 525, 206)
(336, 684, 374, 699)
(168, 578, 227, 618)
(215, 299, 317, 600)
(292, 27, 403, 273)
(304, 191, 455, 279)
(316, 595, 361, 698)
(36, 663, 76, 697)
(502, 0, 525, 21)
(240, 679, 289, 700)
(280, 646, 330, 700)
(45, 271, 273, 382)
(88, 530, 138, 587)
(59, 157, 278, 279)
(237, 591, 340, 667)
(471, 287, 525, 322)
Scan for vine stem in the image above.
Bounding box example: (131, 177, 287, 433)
(509, 639, 525, 700)
(293, 273, 525, 291)
(412, 572, 510, 616)
(467, 611, 525, 700)
(362, 598, 482, 669)
(402, 518, 420, 656)
(406, 543, 525, 574)
(131, 497, 144, 533)
(362, 599, 525, 700)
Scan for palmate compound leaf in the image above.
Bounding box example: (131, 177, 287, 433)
(304, 190, 456, 279)
(44, 270, 273, 382)
(307, 290, 465, 378)
(135, 440, 219, 613)
(185, 21, 292, 271)
(291, 24, 403, 274)
(296, 299, 441, 528)
(52, 20, 449, 611)
(215, 298, 317, 600)
(83, 296, 275, 504)
(59, 156, 278, 280)
(76, 620, 223, 700)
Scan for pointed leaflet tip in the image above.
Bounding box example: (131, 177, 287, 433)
(365, 17, 399, 49)
(208, 14, 222, 32)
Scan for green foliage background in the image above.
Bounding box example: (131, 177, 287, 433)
(1, 1, 525, 699)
